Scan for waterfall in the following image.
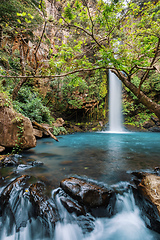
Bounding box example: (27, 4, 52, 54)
(109, 70, 123, 132)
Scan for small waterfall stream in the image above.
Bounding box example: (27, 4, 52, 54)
(109, 71, 123, 132)
(1, 182, 159, 240)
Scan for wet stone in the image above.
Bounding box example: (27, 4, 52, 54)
(31, 161, 43, 167)
(56, 188, 86, 216)
(1, 154, 22, 167)
(0, 175, 30, 205)
(29, 182, 59, 225)
(133, 173, 160, 234)
(60, 177, 115, 208)
(76, 214, 95, 234)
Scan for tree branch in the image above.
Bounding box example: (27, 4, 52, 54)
(0, 66, 111, 79)
(138, 37, 160, 94)
(83, 0, 94, 37)
(53, 3, 102, 49)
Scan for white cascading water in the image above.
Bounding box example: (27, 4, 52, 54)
(53, 187, 156, 240)
(109, 71, 123, 132)
(1, 184, 159, 239)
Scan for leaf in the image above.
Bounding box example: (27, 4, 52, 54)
(28, 13, 34, 19)
(17, 19, 21, 24)
(22, 12, 26, 16)
(25, 18, 31, 23)
(59, 18, 63, 24)
(17, 13, 22, 16)
(64, 6, 73, 20)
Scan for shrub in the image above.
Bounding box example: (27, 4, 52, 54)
(13, 86, 52, 123)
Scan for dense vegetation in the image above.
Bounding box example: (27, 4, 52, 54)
(0, 0, 160, 129)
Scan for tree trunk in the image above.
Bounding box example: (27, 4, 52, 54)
(12, 78, 28, 101)
(113, 70, 160, 121)
(12, 41, 27, 101)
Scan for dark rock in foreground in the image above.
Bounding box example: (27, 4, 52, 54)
(0, 175, 30, 205)
(29, 182, 59, 226)
(60, 177, 115, 208)
(1, 154, 21, 166)
(133, 173, 160, 234)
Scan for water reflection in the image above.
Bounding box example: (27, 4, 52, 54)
(16, 132, 160, 187)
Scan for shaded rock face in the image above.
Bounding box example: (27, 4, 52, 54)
(143, 116, 160, 132)
(0, 96, 36, 149)
(149, 126, 160, 132)
(60, 177, 115, 208)
(133, 174, 160, 233)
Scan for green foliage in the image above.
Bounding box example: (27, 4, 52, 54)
(12, 117, 24, 154)
(13, 86, 52, 123)
(125, 111, 156, 128)
(0, 0, 42, 32)
(52, 126, 67, 136)
(50, 0, 160, 84)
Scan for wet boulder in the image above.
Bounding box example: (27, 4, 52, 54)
(1, 154, 21, 166)
(0, 175, 30, 206)
(133, 173, 160, 233)
(55, 188, 86, 216)
(60, 177, 115, 208)
(55, 188, 95, 233)
(29, 182, 59, 226)
(0, 175, 31, 230)
(31, 160, 43, 167)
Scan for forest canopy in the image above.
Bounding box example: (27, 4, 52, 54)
(0, 0, 160, 125)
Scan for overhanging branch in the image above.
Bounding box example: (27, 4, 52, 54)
(0, 66, 109, 79)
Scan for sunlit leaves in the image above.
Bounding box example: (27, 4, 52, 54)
(17, 12, 26, 17)
(49, 0, 160, 85)
(64, 6, 74, 20)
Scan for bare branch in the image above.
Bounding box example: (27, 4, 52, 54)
(53, 3, 102, 49)
(98, 8, 131, 44)
(135, 66, 157, 71)
(83, 0, 94, 37)
(0, 66, 113, 79)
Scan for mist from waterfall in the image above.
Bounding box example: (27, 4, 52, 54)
(109, 71, 123, 132)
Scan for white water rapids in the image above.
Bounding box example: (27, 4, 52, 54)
(1, 184, 159, 240)
(54, 188, 156, 240)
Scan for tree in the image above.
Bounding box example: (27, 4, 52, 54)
(48, 0, 160, 120)
(1, 0, 160, 121)
(0, 0, 45, 100)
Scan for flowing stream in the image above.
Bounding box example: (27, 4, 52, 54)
(1, 132, 160, 239)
